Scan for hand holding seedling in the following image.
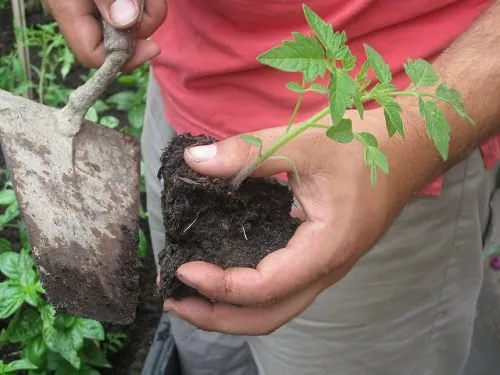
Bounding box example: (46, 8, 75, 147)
(163, 4, 500, 335)
(44, 0, 167, 70)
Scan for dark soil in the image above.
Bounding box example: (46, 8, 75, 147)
(157, 134, 301, 299)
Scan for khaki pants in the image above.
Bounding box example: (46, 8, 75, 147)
(142, 70, 499, 375)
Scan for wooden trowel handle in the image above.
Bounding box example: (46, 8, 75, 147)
(55, 0, 145, 137)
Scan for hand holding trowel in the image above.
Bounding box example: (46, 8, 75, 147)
(0, 1, 147, 325)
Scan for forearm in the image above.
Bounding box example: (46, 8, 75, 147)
(389, 0, 500, 196)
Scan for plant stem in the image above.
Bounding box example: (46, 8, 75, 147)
(38, 43, 48, 104)
(285, 77, 306, 134)
(230, 106, 330, 189)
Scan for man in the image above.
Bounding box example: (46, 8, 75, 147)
(44, 0, 500, 374)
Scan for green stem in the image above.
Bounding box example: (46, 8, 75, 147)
(230, 106, 330, 189)
(38, 45, 49, 104)
(285, 77, 306, 134)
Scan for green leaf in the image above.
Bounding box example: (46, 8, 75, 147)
(419, 98, 451, 160)
(0, 189, 16, 205)
(2, 359, 37, 373)
(364, 146, 389, 186)
(0, 281, 24, 319)
(106, 91, 137, 111)
(118, 73, 138, 85)
(307, 83, 328, 94)
(328, 69, 358, 125)
(93, 100, 110, 113)
(383, 102, 404, 138)
(138, 229, 148, 258)
(128, 104, 145, 129)
(56, 314, 77, 329)
(8, 308, 42, 343)
(356, 132, 378, 147)
(43, 323, 82, 369)
(39, 303, 56, 326)
(240, 135, 263, 148)
(356, 59, 371, 84)
(302, 4, 341, 58)
(60, 48, 75, 79)
(436, 83, 474, 125)
(286, 81, 304, 93)
(22, 335, 47, 368)
(404, 58, 439, 87)
(0, 201, 19, 229)
(0, 238, 13, 254)
(75, 319, 105, 341)
(0, 252, 20, 279)
(257, 32, 327, 82)
(364, 45, 391, 83)
(99, 116, 120, 129)
(84, 107, 99, 123)
(326, 119, 354, 143)
(79, 341, 112, 368)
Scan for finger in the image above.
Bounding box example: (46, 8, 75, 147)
(176, 219, 355, 307)
(95, 0, 140, 28)
(164, 284, 320, 335)
(184, 127, 325, 179)
(45, 1, 105, 68)
(121, 39, 160, 71)
(137, 0, 168, 39)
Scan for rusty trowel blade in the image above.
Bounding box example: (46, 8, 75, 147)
(0, 89, 140, 325)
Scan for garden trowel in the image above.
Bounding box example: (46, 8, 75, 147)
(0, 12, 145, 324)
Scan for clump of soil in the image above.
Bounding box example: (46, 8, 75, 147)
(157, 133, 301, 299)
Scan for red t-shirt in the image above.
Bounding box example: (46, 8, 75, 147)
(151, 0, 496, 196)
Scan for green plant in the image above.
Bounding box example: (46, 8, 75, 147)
(0, 0, 8, 10)
(0, 52, 32, 95)
(235, 5, 472, 187)
(25, 22, 75, 106)
(0, 238, 115, 374)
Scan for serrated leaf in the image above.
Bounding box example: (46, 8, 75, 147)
(364, 146, 389, 186)
(302, 4, 340, 58)
(419, 98, 451, 160)
(286, 82, 304, 93)
(383, 103, 404, 138)
(356, 132, 378, 147)
(364, 45, 391, 83)
(307, 83, 328, 94)
(436, 83, 474, 125)
(404, 58, 439, 87)
(326, 119, 354, 143)
(357, 59, 370, 84)
(79, 341, 112, 368)
(240, 135, 263, 148)
(328, 69, 358, 125)
(0, 252, 20, 279)
(257, 33, 327, 82)
(0, 201, 19, 230)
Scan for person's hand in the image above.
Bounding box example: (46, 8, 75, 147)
(162, 107, 437, 335)
(44, 0, 167, 70)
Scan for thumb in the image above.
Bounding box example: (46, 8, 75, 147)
(96, 0, 141, 28)
(184, 127, 313, 179)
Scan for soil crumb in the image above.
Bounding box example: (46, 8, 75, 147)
(157, 133, 301, 299)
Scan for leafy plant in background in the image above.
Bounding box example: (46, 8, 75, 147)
(235, 5, 473, 187)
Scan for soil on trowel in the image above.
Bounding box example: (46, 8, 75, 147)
(157, 133, 301, 299)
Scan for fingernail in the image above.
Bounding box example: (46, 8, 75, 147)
(110, 0, 138, 26)
(186, 144, 217, 162)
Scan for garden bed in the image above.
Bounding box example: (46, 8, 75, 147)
(0, 3, 163, 374)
